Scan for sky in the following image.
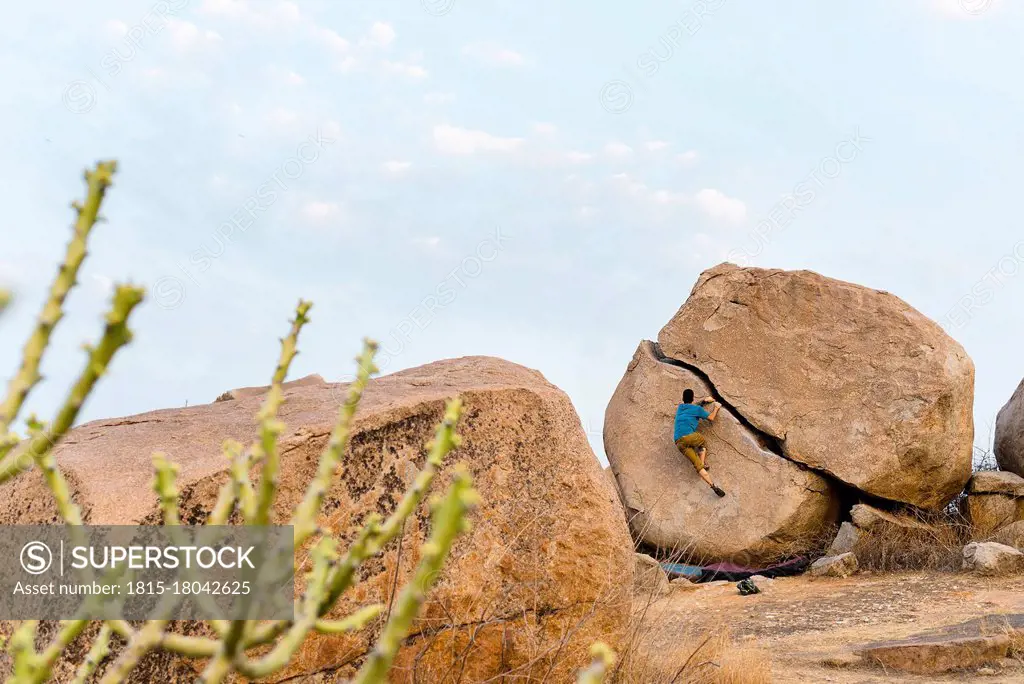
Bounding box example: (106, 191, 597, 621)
(1, 0, 1022, 463)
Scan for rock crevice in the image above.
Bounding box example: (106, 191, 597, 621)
(649, 341, 786, 458)
(605, 340, 839, 564)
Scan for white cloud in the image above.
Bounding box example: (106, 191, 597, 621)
(433, 125, 524, 155)
(652, 189, 689, 205)
(104, 20, 129, 37)
(268, 108, 299, 126)
(337, 56, 358, 72)
(610, 172, 650, 199)
(314, 27, 350, 53)
(462, 42, 528, 67)
(368, 21, 396, 47)
(677, 150, 700, 166)
(532, 122, 557, 136)
(322, 121, 343, 141)
(604, 142, 634, 157)
(424, 92, 455, 105)
(301, 201, 344, 224)
(268, 67, 305, 85)
(575, 206, 598, 220)
(566, 151, 594, 164)
(645, 140, 671, 151)
(165, 19, 221, 51)
(610, 173, 733, 212)
(382, 160, 412, 175)
(382, 60, 428, 78)
(411, 236, 441, 249)
(90, 273, 115, 297)
(693, 188, 747, 224)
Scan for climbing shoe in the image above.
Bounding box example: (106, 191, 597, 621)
(711, 485, 726, 498)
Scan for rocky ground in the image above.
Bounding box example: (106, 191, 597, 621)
(637, 572, 1024, 682)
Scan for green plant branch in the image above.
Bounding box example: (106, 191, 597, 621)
(228, 537, 337, 681)
(0, 161, 117, 455)
(352, 465, 478, 684)
(290, 339, 378, 547)
(70, 624, 111, 684)
(0, 284, 145, 491)
(254, 300, 311, 526)
(243, 396, 465, 650)
(98, 620, 169, 684)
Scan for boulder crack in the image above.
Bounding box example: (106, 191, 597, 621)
(648, 341, 787, 458)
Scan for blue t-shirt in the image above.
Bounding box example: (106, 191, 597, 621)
(673, 403, 710, 440)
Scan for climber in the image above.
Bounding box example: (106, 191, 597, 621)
(673, 388, 726, 497)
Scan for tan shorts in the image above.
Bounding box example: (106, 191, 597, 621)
(675, 432, 706, 472)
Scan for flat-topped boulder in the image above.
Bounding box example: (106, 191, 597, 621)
(657, 263, 975, 509)
(604, 341, 838, 565)
(0, 357, 633, 682)
(964, 471, 1024, 538)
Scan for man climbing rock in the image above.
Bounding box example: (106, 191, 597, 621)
(674, 389, 726, 497)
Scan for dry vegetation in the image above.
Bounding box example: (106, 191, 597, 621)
(853, 515, 968, 572)
(615, 625, 770, 684)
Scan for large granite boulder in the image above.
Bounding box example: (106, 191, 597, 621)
(964, 471, 1024, 538)
(0, 359, 633, 683)
(657, 263, 975, 509)
(996, 379, 1024, 477)
(604, 341, 838, 565)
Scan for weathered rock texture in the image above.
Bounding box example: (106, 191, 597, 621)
(988, 520, 1024, 549)
(962, 542, 1024, 576)
(0, 359, 633, 683)
(827, 522, 860, 556)
(604, 341, 838, 564)
(809, 552, 859, 578)
(850, 503, 934, 533)
(964, 471, 1024, 538)
(996, 380, 1024, 477)
(657, 263, 975, 509)
(633, 553, 669, 598)
(855, 615, 1024, 675)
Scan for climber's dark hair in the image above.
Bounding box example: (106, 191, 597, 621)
(682, 389, 694, 404)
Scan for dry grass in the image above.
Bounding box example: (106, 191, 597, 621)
(614, 627, 770, 684)
(853, 513, 969, 572)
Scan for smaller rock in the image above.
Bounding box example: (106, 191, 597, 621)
(215, 374, 326, 402)
(969, 471, 1024, 496)
(748, 575, 774, 591)
(809, 553, 859, 578)
(851, 503, 932, 533)
(962, 542, 1024, 576)
(987, 520, 1024, 549)
(827, 522, 861, 556)
(669, 578, 699, 591)
(965, 471, 1024, 538)
(633, 553, 669, 597)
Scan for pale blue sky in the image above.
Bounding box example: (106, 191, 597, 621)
(1, 0, 1021, 461)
